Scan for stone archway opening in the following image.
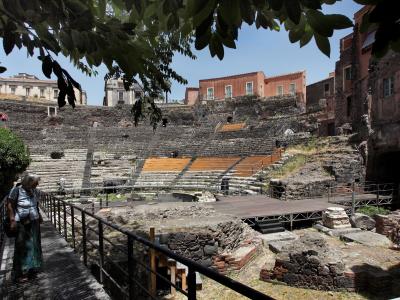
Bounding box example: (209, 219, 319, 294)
(368, 150, 400, 206)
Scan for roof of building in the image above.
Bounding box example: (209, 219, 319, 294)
(199, 71, 265, 82)
(264, 70, 306, 82)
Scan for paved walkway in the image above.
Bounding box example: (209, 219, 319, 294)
(0, 215, 110, 300)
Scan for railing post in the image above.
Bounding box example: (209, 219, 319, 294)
(127, 236, 135, 300)
(106, 193, 109, 207)
(187, 267, 197, 300)
(57, 198, 61, 234)
(98, 220, 104, 284)
(149, 227, 156, 298)
(377, 183, 380, 203)
(53, 197, 57, 225)
(63, 202, 67, 239)
(71, 206, 75, 250)
(351, 182, 355, 216)
(100, 194, 103, 209)
(81, 211, 87, 266)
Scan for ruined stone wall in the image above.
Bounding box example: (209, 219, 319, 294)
(260, 233, 354, 291)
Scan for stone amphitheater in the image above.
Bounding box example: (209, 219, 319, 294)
(0, 95, 314, 195)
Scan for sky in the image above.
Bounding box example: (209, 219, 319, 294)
(0, 1, 362, 105)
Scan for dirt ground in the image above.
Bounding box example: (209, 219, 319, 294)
(176, 228, 400, 300)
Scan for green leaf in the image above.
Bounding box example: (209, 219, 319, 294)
(300, 0, 321, 9)
(3, 32, 16, 55)
(195, 28, 211, 50)
(285, 0, 301, 24)
(314, 33, 330, 57)
(42, 55, 53, 78)
(219, 0, 241, 26)
(306, 9, 333, 37)
(325, 14, 353, 29)
(268, 0, 283, 11)
(209, 34, 224, 60)
(240, 0, 255, 25)
(0, 66, 7, 73)
(300, 24, 313, 47)
(192, 0, 216, 27)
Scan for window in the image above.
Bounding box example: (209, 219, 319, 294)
(289, 83, 296, 95)
(277, 85, 283, 96)
(207, 87, 214, 100)
(245, 82, 253, 95)
(344, 66, 352, 80)
(383, 77, 394, 97)
(10, 86, 16, 94)
(25, 88, 30, 96)
(225, 85, 232, 98)
(324, 83, 330, 96)
(118, 91, 124, 101)
(40, 88, 45, 97)
(53, 89, 59, 99)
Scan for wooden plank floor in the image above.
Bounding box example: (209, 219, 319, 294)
(213, 193, 387, 219)
(212, 195, 345, 219)
(0, 214, 109, 300)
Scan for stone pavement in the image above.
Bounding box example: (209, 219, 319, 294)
(0, 216, 110, 300)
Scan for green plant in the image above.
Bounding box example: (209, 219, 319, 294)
(271, 154, 308, 179)
(356, 205, 390, 217)
(0, 128, 30, 198)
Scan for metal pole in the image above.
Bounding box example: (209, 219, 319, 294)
(71, 206, 75, 250)
(57, 198, 61, 234)
(150, 227, 156, 297)
(53, 197, 57, 225)
(290, 214, 293, 231)
(127, 236, 135, 300)
(187, 267, 197, 300)
(351, 182, 355, 216)
(63, 202, 67, 239)
(81, 211, 87, 266)
(98, 221, 104, 284)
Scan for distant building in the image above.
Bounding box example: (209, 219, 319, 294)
(103, 78, 143, 107)
(184, 70, 306, 109)
(306, 72, 336, 136)
(0, 73, 87, 105)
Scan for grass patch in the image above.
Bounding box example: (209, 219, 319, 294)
(97, 193, 128, 202)
(269, 154, 308, 179)
(356, 205, 390, 217)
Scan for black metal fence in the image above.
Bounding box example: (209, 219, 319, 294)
(40, 193, 273, 300)
(0, 196, 7, 266)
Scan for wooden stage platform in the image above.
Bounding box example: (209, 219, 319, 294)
(212, 193, 392, 227)
(212, 195, 339, 219)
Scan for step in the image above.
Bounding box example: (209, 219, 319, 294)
(260, 227, 286, 234)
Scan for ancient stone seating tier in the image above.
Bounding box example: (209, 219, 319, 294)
(28, 149, 88, 192)
(90, 151, 136, 187)
(218, 123, 246, 132)
(188, 157, 241, 171)
(135, 158, 192, 189)
(233, 156, 272, 177)
(142, 158, 192, 172)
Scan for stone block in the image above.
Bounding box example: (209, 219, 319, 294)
(350, 213, 376, 230)
(341, 231, 392, 247)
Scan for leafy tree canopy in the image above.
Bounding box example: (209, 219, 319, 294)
(0, 127, 30, 198)
(0, 0, 398, 121)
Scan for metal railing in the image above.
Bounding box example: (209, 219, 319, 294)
(0, 196, 7, 266)
(40, 193, 273, 300)
(268, 181, 394, 209)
